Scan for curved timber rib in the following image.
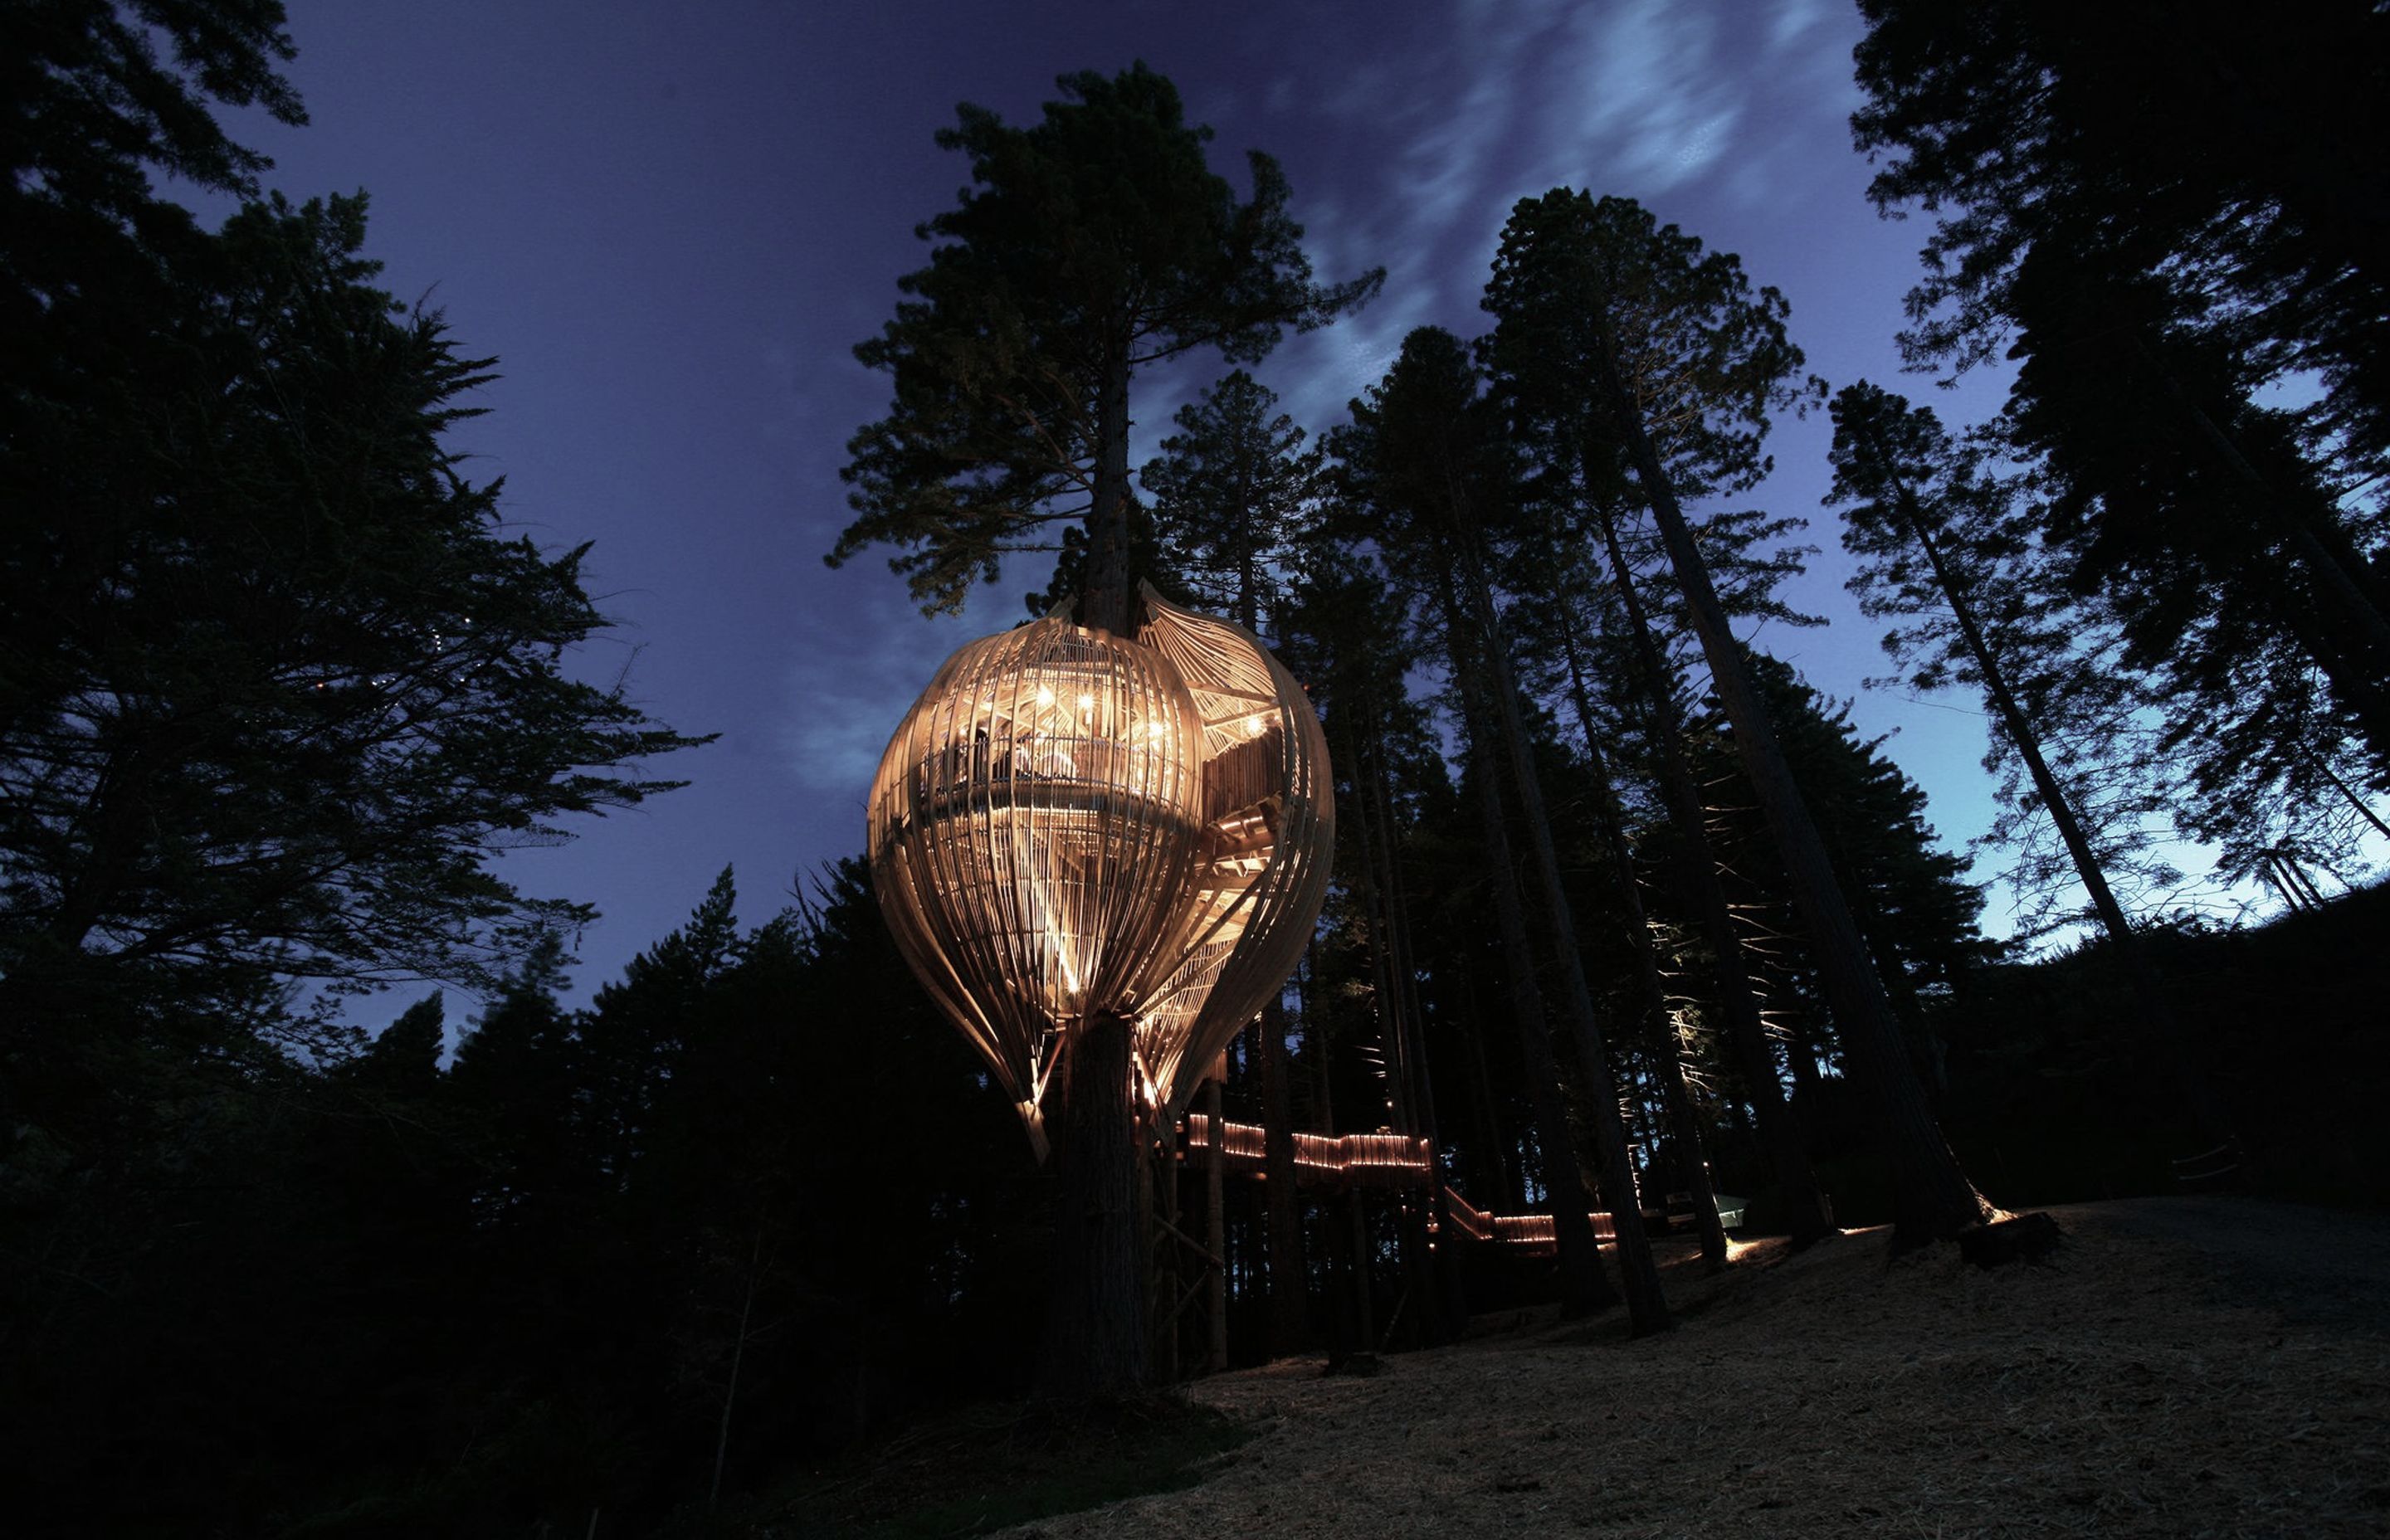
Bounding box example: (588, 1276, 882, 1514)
(866, 591, 1335, 1158)
(1134, 585, 1336, 1131)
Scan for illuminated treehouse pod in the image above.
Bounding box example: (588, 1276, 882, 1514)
(867, 587, 1332, 1156)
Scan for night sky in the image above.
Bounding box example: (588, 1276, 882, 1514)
(221, 0, 2081, 1013)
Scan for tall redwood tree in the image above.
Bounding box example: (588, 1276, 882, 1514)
(832, 64, 1377, 1397)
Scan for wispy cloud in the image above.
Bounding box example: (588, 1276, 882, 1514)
(1243, 0, 1864, 433)
(778, 587, 1004, 795)
(1539, 2, 1743, 194)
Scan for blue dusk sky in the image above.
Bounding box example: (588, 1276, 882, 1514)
(203, 1, 2266, 1011)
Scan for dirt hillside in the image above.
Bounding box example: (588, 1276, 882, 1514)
(1002, 1198, 2390, 1538)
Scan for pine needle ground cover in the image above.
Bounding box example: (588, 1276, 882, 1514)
(999, 1199, 2389, 1538)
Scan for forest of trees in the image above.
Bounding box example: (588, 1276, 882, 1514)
(4, 2, 2386, 1535)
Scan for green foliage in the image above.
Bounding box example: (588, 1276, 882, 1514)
(28, 190, 697, 974)
(0, 189, 708, 1179)
(1477, 187, 1828, 802)
(1826, 381, 2188, 934)
(1016, 491, 1188, 622)
(1851, 2, 2390, 889)
(1483, 189, 1818, 502)
(2001, 247, 2390, 861)
(1140, 369, 1324, 631)
(1827, 382, 2030, 699)
(1, 9, 706, 1193)
(16, 13, 2388, 1530)
(352, 991, 445, 1094)
(3, 865, 1048, 1536)
(829, 63, 1381, 616)
(1853, 0, 2390, 457)
(0, 0, 303, 346)
(1329, 325, 1502, 578)
(1681, 651, 1996, 1084)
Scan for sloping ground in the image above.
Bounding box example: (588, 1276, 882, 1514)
(1002, 1199, 2390, 1539)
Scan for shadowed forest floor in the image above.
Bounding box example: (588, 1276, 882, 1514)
(964, 1197, 2390, 1539)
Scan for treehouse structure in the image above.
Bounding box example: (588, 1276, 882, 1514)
(867, 586, 1334, 1156)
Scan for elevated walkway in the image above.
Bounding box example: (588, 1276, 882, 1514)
(1180, 1112, 1662, 1253)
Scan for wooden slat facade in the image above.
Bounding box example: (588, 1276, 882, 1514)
(867, 590, 1336, 1158)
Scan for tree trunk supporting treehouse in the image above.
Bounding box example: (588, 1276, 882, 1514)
(1031, 339, 1151, 1401)
(1035, 1009, 1149, 1401)
(1203, 1071, 1229, 1373)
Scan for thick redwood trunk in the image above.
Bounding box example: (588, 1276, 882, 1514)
(1346, 1192, 1376, 1350)
(1367, 723, 1441, 1138)
(1592, 336, 1989, 1245)
(1338, 709, 1457, 1338)
(1238, 554, 1310, 1356)
(1461, 682, 1614, 1316)
(1344, 721, 1420, 1129)
(1363, 712, 1464, 1339)
(1034, 334, 1149, 1401)
(1554, 621, 1729, 1271)
(1461, 981, 1522, 1210)
(1256, 1002, 1309, 1352)
(1443, 551, 1670, 1333)
(1587, 490, 1833, 1246)
(1034, 1010, 1148, 1400)
(1202, 1073, 1229, 1374)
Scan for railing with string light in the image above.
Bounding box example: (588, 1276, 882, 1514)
(1178, 1114, 1632, 1247)
(1180, 1114, 1432, 1192)
(1436, 1187, 1622, 1250)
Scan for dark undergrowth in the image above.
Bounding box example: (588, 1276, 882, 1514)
(1737, 880, 2390, 1232)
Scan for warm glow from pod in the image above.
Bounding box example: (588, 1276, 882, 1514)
(866, 590, 1335, 1157)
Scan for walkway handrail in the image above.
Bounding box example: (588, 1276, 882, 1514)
(1180, 1113, 1625, 1250)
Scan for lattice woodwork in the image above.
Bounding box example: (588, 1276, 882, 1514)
(866, 590, 1334, 1156)
(1132, 586, 1335, 1128)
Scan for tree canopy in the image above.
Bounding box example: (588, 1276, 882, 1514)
(828, 62, 1381, 621)
(1142, 368, 1324, 631)
(11, 13, 2390, 1530)
(1852, 0, 2390, 465)
(1851, 0, 2390, 889)
(0, 0, 705, 1177)
(2, 194, 706, 1031)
